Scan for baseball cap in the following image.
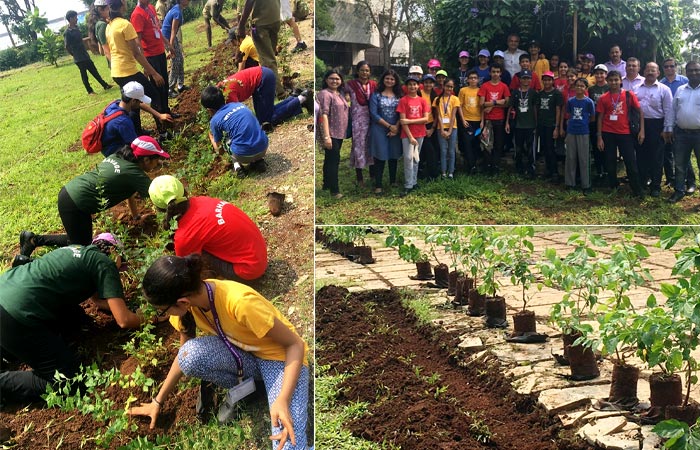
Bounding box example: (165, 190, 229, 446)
(519, 70, 533, 79)
(478, 49, 490, 58)
(422, 74, 436, 82)
(94, 0, 108, 6)
(459, 51, 470, 58)
(149, 175, 187, 210)
(408, 65, 423, 75)
(404, 76, 420, 85)
(92, 232, 123, 248)
(541, 71, 555, 79)
(435, 70, 448, 77)
(107, 0, 123, 8)
(528, 40, 541, 48)
(493, 50, 505, 59)
(427, 59, 441, 69)
(131, 136, 171, 158)
(593, 63, 608, 73)
(583, 53, 595, 61)
(122, 81, 151, 104)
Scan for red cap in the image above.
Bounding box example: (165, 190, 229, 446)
(131, 136, 170, 158)
(542, 71, 555, 79)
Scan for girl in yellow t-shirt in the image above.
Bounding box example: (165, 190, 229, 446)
(432, 78, 461, 178)
(129, 254, 309, 450)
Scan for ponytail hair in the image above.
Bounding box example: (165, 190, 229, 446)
(163, 198, 190, 230)
(114, 144, 137, 162)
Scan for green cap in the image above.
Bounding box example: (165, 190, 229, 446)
(436, 69, 448, 77)
(149, 175, 187, 209)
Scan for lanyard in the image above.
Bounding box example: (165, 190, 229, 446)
(442, 94, 451, 116)
(611, 91, 622, 111)
(141, 4, 160, 28)
(204, 282, 244, 379)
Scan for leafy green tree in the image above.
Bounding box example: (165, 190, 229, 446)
(37, 28, 63, 66)
(316, 0, 336, 35)
(0, 0, 41, 43)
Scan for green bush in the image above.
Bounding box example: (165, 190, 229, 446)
(315, 56, 327, 88)
(38, 30, 64, 66)
(0, 47, 23, 71)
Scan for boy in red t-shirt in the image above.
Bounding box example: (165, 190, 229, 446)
(397, 77, 431, 195)
(595, 70, 645, 196)
(478, 64, 510, 174)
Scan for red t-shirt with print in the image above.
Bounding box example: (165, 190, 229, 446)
(174, 196, 267, 280)
(130, 4, 165, 57)
(595, 89, 640, 135)
(478, 81, 511, 120)
(219, 66, 264, 103)
(396, 95, 430, 138)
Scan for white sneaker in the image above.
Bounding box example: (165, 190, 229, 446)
(216, 378, 256, 424)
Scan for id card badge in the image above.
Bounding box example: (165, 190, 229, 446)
(610, 114, 618, 121)
(155, 30, 161, 39)
(442, 117, 451, 125)
(519, 107, 528, 113)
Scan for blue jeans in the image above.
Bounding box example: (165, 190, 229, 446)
(253, 67, 303, 125)
(437, 129, 457, 175)
(673, 128, 700, 194)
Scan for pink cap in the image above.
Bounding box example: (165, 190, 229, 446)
(541, 71, 555, 79)
(131, 136, 170, 158)
(427, 58, 441, 69)
(92, 232, 123, 248)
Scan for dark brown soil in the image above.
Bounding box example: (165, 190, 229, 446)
(316, 286, 593, 450)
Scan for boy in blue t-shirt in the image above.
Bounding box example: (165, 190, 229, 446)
(202, 85, 269, 178)
(565, 78, 596, 194)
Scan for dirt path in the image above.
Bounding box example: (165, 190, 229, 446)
(317, 285, 593, 450)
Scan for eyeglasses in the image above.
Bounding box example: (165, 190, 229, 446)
(663, 65, 675, 69)
(156, 305, 173, 319)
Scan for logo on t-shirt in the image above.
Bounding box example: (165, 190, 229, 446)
(572, 107, 584, 121)
(409, 104, 422, 117)
(518, 98, 529, 111)
(214, 200, 229, 225)
(540, 97, 551, 110)
(489, 92, 499, 101)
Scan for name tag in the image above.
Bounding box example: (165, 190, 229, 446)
(519, 107, 528, 113)
(442, 117, 451, 124)
(610, 114, 618, 121)
(155, 30, 161, 39)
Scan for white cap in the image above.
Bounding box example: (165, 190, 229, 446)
(593, 63, 609, 72)
(408, 65, 423, 75)
(493, 50, 505, 58)
(94, 0, 108, 5)
(122, 81, 152, 104)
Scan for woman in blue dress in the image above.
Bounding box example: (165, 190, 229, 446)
(369, 69, 403, 195)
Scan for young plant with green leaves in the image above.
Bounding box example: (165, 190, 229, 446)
(423, 226, 461, 269)
(385, 226, 429, 264)
(494, 226, 538, 311)
(539, 232, 607, 335)
(598, 232, 652, 311)
(325, 226, 369, 246)
(653, 417, 700, 450)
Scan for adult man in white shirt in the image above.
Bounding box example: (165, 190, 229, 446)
(622, 57, 644, 91)
(503, 33, 527, 77)
(634, 62, 673, 197)
(604, 44, 626, 74)
(668, 61, 700, 203)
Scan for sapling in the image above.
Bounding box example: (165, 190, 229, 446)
(495, 227, 538, 311)
(386, 227, 429, 263)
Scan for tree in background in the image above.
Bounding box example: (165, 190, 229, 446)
(0, 0, 39, 44)
(316, 0, 336, 35)
(37, 27, 62, 66)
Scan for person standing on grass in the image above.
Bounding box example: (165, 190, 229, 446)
(506, 70, 537, 178)
(148, 175, 268, 281)
(132, 0, 175, 117)
(201, 85, 269, 178)
(345, 61, 377, 188)
(88, 0, 112, 68)
(0, 234, 165, 407)
(64, 10, 113, 95)
(634, 62, 673, 198)
(419, 74, 440, 181)
(458, 70, 483, 174)
(127, 254, 309, 450)
(433, 78, 460, 179)
(588, 64, 611, 181)
(478, 64, 510, 175)
(564, 78, 596, 195)
(596, 70, 645, 197)
(162, 0, 190, 99)
(106, 0, 171, 137)
(397, 77, 430, 196)
(535, 71, 563, 182)
(317, 69, 349, 199)
(369, 69, 403, 194)
(667, 61, 700, 204)
(202, 0, 229, 48)
(17, 137, 170, 257)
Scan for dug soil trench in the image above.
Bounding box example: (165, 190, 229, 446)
(316, 285, 593, 450)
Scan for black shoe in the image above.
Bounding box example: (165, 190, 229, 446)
(249, 158, 267, 173)
(11, 255, 32, 268)
(177, 85, 190, 93)
(19, 230, 36, 257)
(233, 166, 247, 179)
(687, 185, 696, 194)
(650, 189, 661, 198)
(400, 189, 411, 197)
(583, 188, 592, 196)
(196, 381, 217, 424)
(668, 191, 685, 203)
(103, 84, 114, 90)
(168, 90, 179, 98)
(261, 122, 274, 133)
(292, 41, 307, 53)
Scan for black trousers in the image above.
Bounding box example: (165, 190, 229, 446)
(485, 119, 505, 170)
(419, 128, 440, 180)
(459, 120, 482, 172)
(589, 120, 605, 175)
(514, 127, 536, 175)
(538, 125, 557, 176)
(146, 53, 170, 114)
(374, 158, 398, 189)
(75, 59, 109, 94)
(603, 132, 642, 195)
(113, 72, 164, 134)
(636, 118, 665, 191)
(322, 138, 342, 194)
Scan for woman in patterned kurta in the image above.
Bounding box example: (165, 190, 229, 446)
(345, 61, 377, 187)
(369, 69, 403, 195)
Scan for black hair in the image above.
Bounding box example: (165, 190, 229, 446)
(201, 85, 225, 110)
(66, 10, 78, 20)
(92, 238, 116, 255)
(467, 69, 478, 77)
(163, 198, 191, 229)
(321, 69, 344, 89)
(142, 254, 200, 336)
(490, 63, 503, 72)
(606, 70, 622, 79)
(377, 69, 403, 98)
(354, 60, 370, 78)
(519, 53, 530, 62)
(114, 144, 137, 162)
(574, 77, 589, 88)
(439, 78, 456, 97)
(109, 1, 123, 20)
(121, 91, 134, 103)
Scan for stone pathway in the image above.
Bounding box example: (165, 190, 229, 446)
(315, 227, 694, 450)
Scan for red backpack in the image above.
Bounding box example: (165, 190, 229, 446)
(81, 104, 126, 154)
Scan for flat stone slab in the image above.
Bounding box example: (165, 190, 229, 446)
(539, 384, 612, 414)
(457, 336, 484, 350)
(578, 416, 628, 442)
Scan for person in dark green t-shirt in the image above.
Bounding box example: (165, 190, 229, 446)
(588, 64, 611, 179)
(16, 137, 170, 261)
(0, 234, 161, 406)
(536, 71, 564, 181)
(506, 70, 538, 178)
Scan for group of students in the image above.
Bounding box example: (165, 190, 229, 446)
(318, 46, 694, 200)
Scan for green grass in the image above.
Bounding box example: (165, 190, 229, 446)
(315, 141, 700, 225)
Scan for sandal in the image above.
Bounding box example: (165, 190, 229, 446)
(374, 188, 383, 195)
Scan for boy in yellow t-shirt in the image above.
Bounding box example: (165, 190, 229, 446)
(458, 70, 482, 173)
(226, 29, 259, 72)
